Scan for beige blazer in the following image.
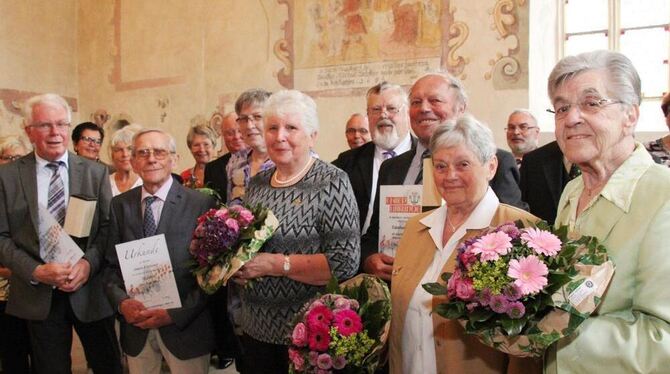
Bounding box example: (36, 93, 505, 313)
(390, 203, 542, 374)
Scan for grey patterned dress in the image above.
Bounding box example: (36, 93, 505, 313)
(241, 159, 360, 344)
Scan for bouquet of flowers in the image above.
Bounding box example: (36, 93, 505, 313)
(189, 203, 278, 294)
(423, 221, 614, 357)
(288, 274, 391, 374)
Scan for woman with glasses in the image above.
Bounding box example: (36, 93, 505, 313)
(108, 125, 143, 196)
(225, 89, 274, 203)
(232, 90, 359, 373)
(0, 134, 32, 373)
(72, 122, 105, 162)
(181, 123, 218, 189)
(544, 50, 670, 373)
(0, 135, 31, 164)
(644, 92, 670, 167)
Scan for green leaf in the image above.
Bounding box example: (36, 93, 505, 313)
(325, 276, 340, 294)
(422, 282, 447, 295)
(468, 308, 494, 323)
(501, 317, 525, 336)
(361, 300, 391, 338)
(441, 272, 453, 283)
(434, 302, 465, 319)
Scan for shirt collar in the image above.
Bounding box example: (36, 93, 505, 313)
(141, 175, 173, 203)
(35, 151, 69, 169)
(562, 142, 654, 214)
(420, 187, 499, 249)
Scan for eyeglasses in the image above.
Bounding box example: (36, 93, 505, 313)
(236, 114, 263, 124)
(28, 122, 70, 132)
(0, 155, 22, 162)
(547, 97, 622, 119)
(79, 135, 102, 145)
(133, 148, 174, 160)
(345, 128, 370, 135)
(367, 105, 402, 116)
(504, 124, 538, 133)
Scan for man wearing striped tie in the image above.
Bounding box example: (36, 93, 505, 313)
(0, 94, 120, 373)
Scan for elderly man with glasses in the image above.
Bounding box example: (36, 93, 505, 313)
(0, 93, 121, 373)
(505, 109, 540, 167)
(104, 128, 216, 374)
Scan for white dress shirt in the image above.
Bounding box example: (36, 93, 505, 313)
(402, 188, 499, 374)
(403, 141, 429, 185)
(362, 134, 412, 234)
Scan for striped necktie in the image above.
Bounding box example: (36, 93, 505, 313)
(414, 149, 432, 184)
(143, 196, 158, 237)
(382, 150, 396, 160)
(46, 162, 66, 225)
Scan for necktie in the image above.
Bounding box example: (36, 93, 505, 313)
(46, 162, 66, 225)
(516, 158, 522, 168)
(143, 196, 158, 237)
(382, 150, 396, 160)
(568, 163, 581, 180)
(414, 149, 432, 184)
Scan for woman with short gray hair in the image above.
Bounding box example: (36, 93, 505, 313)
(389, 114, 541, 374)
(545, 50, 670, 373)
(108, 125, 143, 196)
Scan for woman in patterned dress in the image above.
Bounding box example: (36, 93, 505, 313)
(232, 90, 360, 373)
(643, 92, 670, 167)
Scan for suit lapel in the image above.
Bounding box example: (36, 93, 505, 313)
(542, 145, 566, 205)
(68, 152, 84, 197)
(354, 144, 375, 197)
(18, 154, 39, 230)
(128, 188, 144, 240)
(156, 181, 182, 234)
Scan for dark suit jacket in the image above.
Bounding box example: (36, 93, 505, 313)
(204, 152, 232, 203)
(360, 147, 525, 269)
(519, 141, 568, 225)
(104, 181, 216, 360)
(332, 138, 417, 230)
(0, 152, 113, 322)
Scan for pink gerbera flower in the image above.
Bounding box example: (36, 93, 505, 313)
(308, 324, 331, 352)
(471, 231, 513, 262)
(521, 228, 562, 257)
(333, 309, 363, 336)
(507, 255, 549, 295)
(306, 305, 333, 329)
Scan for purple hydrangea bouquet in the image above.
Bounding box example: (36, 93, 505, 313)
(288, 274, 391, 374)
(189, 204, 278, 294)
(423, 221, 614, 357)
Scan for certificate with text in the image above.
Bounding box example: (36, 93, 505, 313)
(38, 205, 84, 265)
(378, 185, 423, 257)
(115, 234, 181, 309)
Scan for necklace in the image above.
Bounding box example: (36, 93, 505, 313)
(446, 214, 463, 232)
(272, 158, 314, 186)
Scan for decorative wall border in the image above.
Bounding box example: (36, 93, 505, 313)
(108, 0, 187, 91)
(484, 0, 526, 86)
(0, 89, 78, 116)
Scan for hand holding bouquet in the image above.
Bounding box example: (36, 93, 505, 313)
(288, 274, 391, 374)
(423, 221, 614, 357)
(189, 204, 278, 294)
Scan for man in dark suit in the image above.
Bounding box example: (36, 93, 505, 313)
(205, 111, 246, 201)
(519, 140, 570, 224)
(0, 94, 121, 373)
(105, 129, 215, 373)
(332, 82, 414, 234)
(361, 72, 526, 280)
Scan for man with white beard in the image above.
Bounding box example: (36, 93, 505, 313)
(332, 82, 415, 235)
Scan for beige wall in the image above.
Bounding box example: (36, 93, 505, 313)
(14, 0, 652, 171)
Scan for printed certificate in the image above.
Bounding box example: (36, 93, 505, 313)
(115, 234, 181, 309)
(38, 205, 84, 265)
(378, 185, 423, 257)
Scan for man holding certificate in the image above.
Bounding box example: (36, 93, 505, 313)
(104, 129, 216, 374)
(0, 94, 121, 373)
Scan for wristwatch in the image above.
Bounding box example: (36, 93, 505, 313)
(283, 255, 291, 275)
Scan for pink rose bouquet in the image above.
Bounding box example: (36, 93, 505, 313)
(288, 274, 391, 374)
(424, 221, 614, 357)
(189, 203, 278, 294)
